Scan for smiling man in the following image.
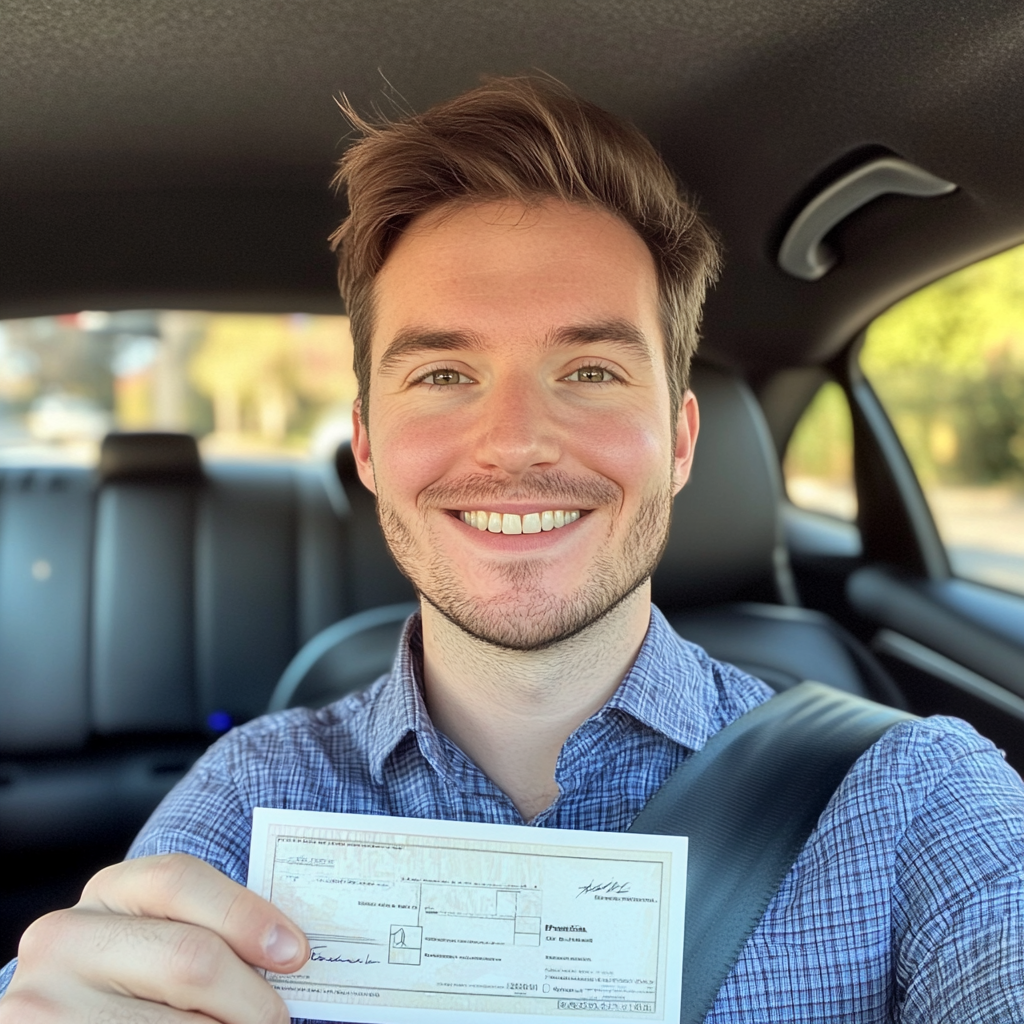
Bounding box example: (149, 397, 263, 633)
(354, 196, 699, 820)
(2, 76, 1023, 1024)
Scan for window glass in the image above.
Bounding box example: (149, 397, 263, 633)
(862, 243, 1024, 595)
(0, 311, 357, 464)
(783, 381, 858, 521)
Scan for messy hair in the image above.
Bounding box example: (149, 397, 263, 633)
(329, 75, 721, 422)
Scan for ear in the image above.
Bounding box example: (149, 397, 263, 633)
(351, 398, 377, 495)
(671, 390, 699, 496)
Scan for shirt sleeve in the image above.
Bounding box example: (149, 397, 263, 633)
(0, 959, 16, 999)
(127, 730, 261, 883)
(894, 723, 1024, 1022)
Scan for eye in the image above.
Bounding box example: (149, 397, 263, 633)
(564, 365, 618, 383)
(415, 367, 474, 387)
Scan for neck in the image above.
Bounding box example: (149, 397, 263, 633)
(419, 587, 652, 821)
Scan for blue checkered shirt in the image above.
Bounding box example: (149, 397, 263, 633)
(2, 605, 1023, 1020)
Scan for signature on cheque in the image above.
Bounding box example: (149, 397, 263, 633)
(309, 946, 381, 966)
(576, 879, 631, 898)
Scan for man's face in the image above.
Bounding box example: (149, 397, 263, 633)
(352, 199, 698, 650)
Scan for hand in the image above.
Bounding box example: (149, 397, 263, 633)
(0, 852, 309, 1023)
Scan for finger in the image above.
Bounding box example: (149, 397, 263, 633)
(17, 906, 290, 1024)
(79, 854, 308, 972)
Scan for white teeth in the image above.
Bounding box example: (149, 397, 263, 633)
(522, 512, 541, 534)
(460, 509, 582, 534)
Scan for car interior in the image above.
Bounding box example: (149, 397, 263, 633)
(3, 0, 1024, 965)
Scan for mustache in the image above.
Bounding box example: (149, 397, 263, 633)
(419, 471, 621, 509)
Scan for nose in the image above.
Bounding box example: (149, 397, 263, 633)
(472, 372, 561, 476)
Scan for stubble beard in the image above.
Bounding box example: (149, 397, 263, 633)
(375, 472, 674, 652)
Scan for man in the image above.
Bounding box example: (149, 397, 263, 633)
(1, 76, 1022, 1023)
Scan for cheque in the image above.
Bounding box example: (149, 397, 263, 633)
(248, 809, 687, 1024)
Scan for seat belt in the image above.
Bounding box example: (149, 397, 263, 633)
(628, 680, 915, 1024)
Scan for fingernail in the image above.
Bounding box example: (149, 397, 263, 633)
(264, 924, 301, 964)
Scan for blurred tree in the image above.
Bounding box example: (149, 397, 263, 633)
(189, 313, 358, 446)
(189, 315, 294, 438)
(785, 382, 853, 480)
(864, 245, 1024, 375)
(863, 243, 1024, 485)
(291, 315, 357, 406)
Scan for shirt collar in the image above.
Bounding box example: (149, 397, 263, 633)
(365, 604, 731, 783)
(366, 611, 451, 784)
(602, 604, 727, 753)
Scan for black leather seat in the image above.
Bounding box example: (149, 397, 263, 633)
(269, 363, 905, 712)
(1, 431, 417, 958)
(0, 432, 416, 857)
(653, 365, 903, 706)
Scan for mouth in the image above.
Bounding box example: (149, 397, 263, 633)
(454, 508, 584, 535)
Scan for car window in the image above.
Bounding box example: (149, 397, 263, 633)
(861, 243, 1024, 596)
(0, 311, 357, 464)
(783, 380, 858, 522)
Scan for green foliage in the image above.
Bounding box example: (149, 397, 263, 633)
(785, 382, 854, 480)
(862, 243, 1024, 485)
(187, 313, 356, 441)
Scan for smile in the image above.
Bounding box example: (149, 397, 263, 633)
(458, 509, 583, 534)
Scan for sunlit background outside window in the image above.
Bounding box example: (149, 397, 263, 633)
(785, 242, 1024, 595)
(0, 311, 357, 464)
(784, 382, 857, 521)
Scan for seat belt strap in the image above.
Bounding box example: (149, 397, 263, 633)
(628, 680, 915, 1024)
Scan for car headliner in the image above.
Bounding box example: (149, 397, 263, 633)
(2, 0, 1024, 374)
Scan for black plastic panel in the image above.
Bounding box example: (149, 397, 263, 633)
(848, 566, 1024, 699)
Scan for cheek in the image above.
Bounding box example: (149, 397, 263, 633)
(571, 408, 670, 498)
(371, 408, 464, 502)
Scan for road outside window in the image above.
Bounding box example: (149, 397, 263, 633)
(862, 243, 1024, 596)
(0, 311, 358, 464)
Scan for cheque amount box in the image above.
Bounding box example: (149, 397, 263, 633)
(248, 809, 687, 1024)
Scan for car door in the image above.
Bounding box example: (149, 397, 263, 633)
(778, 242, 1024, 770)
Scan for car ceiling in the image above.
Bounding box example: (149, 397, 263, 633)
(3, 0, 1024, 374)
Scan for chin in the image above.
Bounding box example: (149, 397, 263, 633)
(378, 488, 672, 651)
(422, 571, 649, 652)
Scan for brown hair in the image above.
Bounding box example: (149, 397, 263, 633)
(329, 75, 721, 422)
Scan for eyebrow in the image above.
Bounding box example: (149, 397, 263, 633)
(376, 318, 654, 374)
(545, 319, 654, 365)
(377, 328, 483, 375)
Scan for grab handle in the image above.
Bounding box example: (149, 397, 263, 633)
(778, 157, 956, 281)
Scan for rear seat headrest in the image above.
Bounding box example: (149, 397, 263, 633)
(99, 432, 203, 483)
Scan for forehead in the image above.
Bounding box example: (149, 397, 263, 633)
(371, 200, 662, 353)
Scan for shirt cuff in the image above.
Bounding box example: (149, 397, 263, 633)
(0, 957, 17, 999)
